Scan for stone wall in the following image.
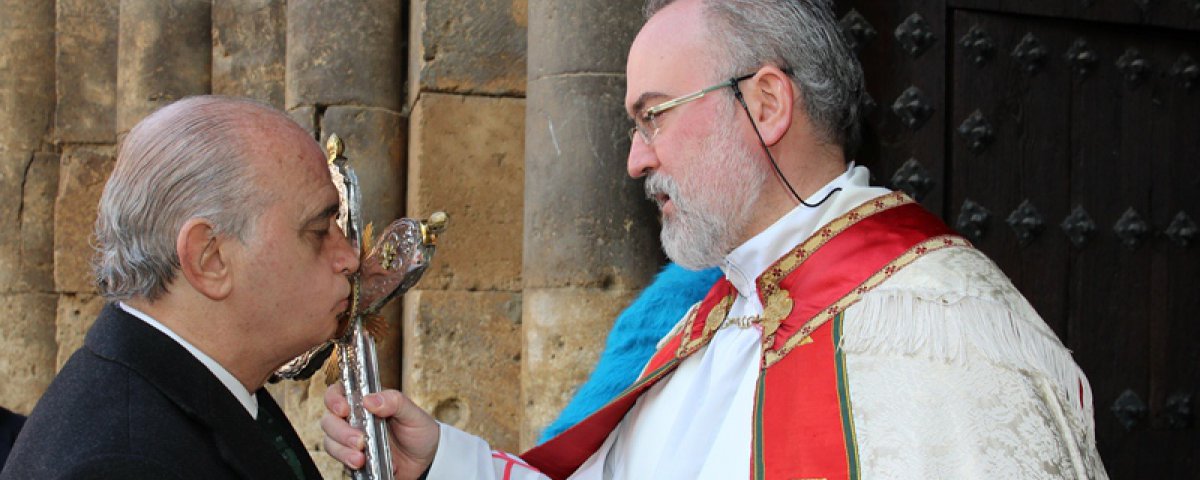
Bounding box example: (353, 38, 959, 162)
(0, 0, 653, 473)
(1, 0, 66, 416)
(403, 0, 528, 453)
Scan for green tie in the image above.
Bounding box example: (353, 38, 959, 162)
(257, 406, 306, 480)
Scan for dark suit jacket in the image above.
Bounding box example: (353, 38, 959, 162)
(0, 304, 322, 479)
(0, 407, 25, 471)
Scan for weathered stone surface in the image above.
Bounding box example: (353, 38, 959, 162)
(373, 301, 403, 392)
(410, 0, 527, 103)
(20, 153, 58, 291)
(0, 152, 58, 293)
(0, 155, 29, 291)
(520, 287, 636, 449)
(115, 0, 212, 134)
(288, 106, 318, 139)
(54, 293, 105, 369)
(54, 147, 116, 293)
(55, 0, 119, 144)
(0, 293, 59, 414)
(527, 0, 642, 79)
(319, 107, 406, 232)
(0, 155, 28, 292)
(403, 290, 522, 452)
(286, 0, 403, 111)
(0, 0, 55, 152)
(524, 75, 663, 290)
(213, 0, 286, 108)
(409, 94, 525, 292)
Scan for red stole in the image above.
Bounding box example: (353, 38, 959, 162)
(521, 192, 969, 479)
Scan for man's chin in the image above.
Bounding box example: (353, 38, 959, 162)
(662, 239, 722, 270)
(662, 219, 734, 270)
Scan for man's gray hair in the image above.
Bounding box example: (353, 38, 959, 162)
(94, 96, 288, 301)
(644, 0, 865, 154)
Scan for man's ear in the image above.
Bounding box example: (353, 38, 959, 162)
(745, 65, 795, 147)
(177, 218, 233, 300)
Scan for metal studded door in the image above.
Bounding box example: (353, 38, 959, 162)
(836, 1, 1199, 477)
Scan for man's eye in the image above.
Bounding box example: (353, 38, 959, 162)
(639, 111, 655, 123)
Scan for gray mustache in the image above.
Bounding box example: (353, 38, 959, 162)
(644, 173, 677, 208)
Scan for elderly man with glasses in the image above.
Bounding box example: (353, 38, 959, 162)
(321, 1, 1108, 478)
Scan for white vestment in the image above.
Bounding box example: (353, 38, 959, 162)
(427, 166, 1109, 479)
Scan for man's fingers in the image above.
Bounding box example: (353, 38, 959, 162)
(326, 388, 439, 477)
(322, 434, 366, 470)
(324, 382, 349, 418)
(362, 390, 408, 419)
(320, 412, 364, 451)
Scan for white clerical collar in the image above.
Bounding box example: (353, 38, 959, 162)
(118, 302, 259, 419)
(720, 164, 870, 311)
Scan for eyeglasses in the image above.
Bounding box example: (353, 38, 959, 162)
(628, 73, 756, 145)
(625, 67, 836, 208)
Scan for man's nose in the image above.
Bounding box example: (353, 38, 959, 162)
(333, 229, 360, 275)
(626, 138, 659, 179)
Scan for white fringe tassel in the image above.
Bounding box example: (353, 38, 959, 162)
(840, 288, 1097, 446)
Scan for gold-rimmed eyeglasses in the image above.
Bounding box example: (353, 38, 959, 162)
(628, 73, 756, 145)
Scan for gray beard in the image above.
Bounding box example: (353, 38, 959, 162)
(645, 133, 767, 270)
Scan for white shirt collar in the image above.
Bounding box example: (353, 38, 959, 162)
(118, 302, 259, 419)
(720, 164, 870, 312)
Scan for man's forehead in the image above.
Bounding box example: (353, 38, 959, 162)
(248, 132, 333, 208)
(624, 1, 714, 110)
(292, 174, 340, 226)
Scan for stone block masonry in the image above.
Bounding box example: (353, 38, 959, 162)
(55, 0, 119, 144)
(286, 0, 404, 112)
(0, 294, 58, 414)
(53, 147, 115, 293)
(212, 0, 286, 108)
(408, 93, 526, 292)
(115, 0, 212, 134)
(404, 290, 523, 452)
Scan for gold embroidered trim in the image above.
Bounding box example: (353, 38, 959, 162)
(637, 302, 700, 378)
(678, 295, 732, 358)
(670, 303, 702, 359)
(757, 191, 913, 299)
(762, 235, 971, 367)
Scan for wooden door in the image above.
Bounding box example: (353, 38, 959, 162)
(836, 1, 1199, 477)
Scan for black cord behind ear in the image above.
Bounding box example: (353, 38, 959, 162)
(729, 77, 841, 208)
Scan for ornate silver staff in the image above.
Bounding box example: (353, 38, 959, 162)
(273, 134, 447, 480)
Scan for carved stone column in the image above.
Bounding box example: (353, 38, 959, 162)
(0, 0, 60, 414)
(522, 0, 659, 449)
(51, 0, 119, 399)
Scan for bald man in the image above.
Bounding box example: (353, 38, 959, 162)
(1, 96, 359, 479)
